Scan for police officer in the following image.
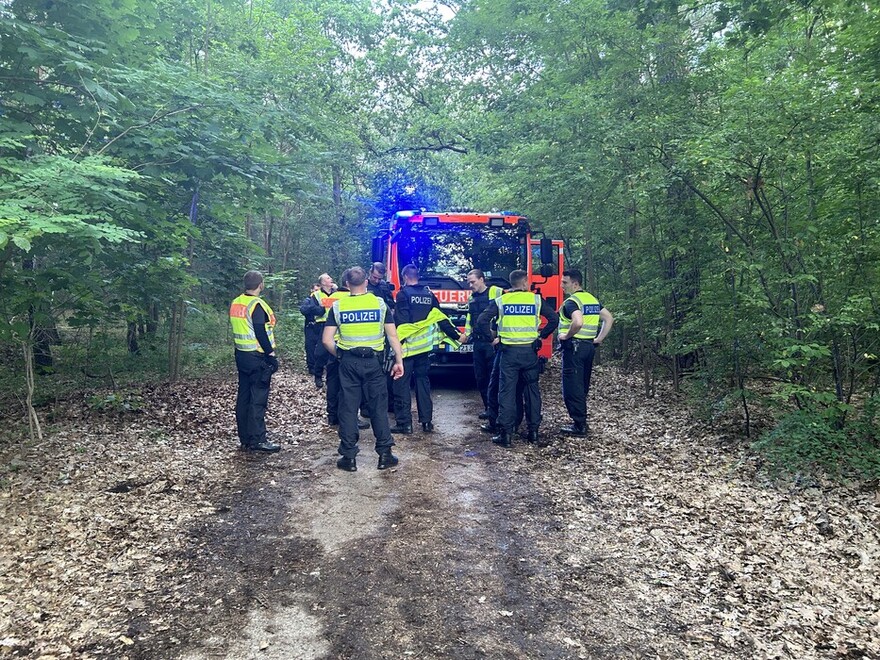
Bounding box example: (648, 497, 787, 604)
(322, 266, 405, 472)
(391, 264, 465, 434)
(367, 261, 396, 412)
(323, 271, 349, 424)
(480, 326, 526, 436)
(476, 269, 558, 448)
(309, 273, 336, 389)
(323, 271, 371, 430)
(463, 269, 503, 419)
(299, 284, 322, 377)
(230, 270, 281, 453)
(558, 269, 614, 436)
(367, 262, 396, 311)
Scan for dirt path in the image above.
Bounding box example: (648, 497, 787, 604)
(1, 363, 877, 659)
(168, 380, 653, 659)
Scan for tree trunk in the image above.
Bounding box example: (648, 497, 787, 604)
(265, 211, 274, 258)
(168, 300, 186, 382)
(127, 321, 140, 354)
(147, 301, 159, 335)
(23, 334, 43, 442)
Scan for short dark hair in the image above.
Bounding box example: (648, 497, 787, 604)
(467, 268, 485, 280)
(347, 266, 367, 287)
(562, 269, 583, 286)
(340, 268, 352, 286)
(244, 270, 263, 290)
(370, 262, 386, 276)
(509, 269, 528, 288)
(401, 264, 419, 281)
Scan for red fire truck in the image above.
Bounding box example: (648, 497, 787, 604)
(371, 210, 565, 366)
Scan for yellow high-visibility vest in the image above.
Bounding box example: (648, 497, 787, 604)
(397, 307, 459, 358)
(313, 289, 333, 323)
(332, 293, 387, 352)
(495, 290, 541, 345)
(558, 290, 601, 340)
(230, 294, 276, 352)
(465, 285, 503, 337)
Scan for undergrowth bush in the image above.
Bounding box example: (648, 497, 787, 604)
(0, 304, 312, 414)
(754, 399, 880, 480)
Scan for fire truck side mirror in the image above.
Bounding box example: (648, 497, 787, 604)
(539, 238, 554, 266)
(371, 237, 384, 263)
(540, 263, 555, 278)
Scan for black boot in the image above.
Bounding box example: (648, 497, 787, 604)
(421, 421, 434, 433)
(560, 422, 587, 437)
(357, 417, 370, 430)
(478, 410, 489, 420)
(377, 451, 399, 470)
(336, 456, 357, 472)
(248, 440, 281, 453)
(390, 423, 413, 434)
(480, 422, 498, 433)
(491, 431, 512, 448)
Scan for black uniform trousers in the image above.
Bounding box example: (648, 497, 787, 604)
(498, 344, 541, 434)
(313, 326, 331, 381)
(561, 339, 596, 426)
(337, 350, 394, 458)
(487, 346, 524, 428)
(326, 355, 368, 423)
(304, 322, 322, 375)
(325, 355, 341, 423)
(472, 341, 495, 410)
(393, 352, 432, 426)
(235, 350, 273, 447)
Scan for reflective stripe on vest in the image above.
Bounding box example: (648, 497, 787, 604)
(558, 291, 601, 340)
(397, 307, 458, 358)
(333, 293, 386, 352)
(465, 285, 503, 336)
(496, 291, 541, 345)
(313, 289, 332, 323)
(230, 294, 276, 352)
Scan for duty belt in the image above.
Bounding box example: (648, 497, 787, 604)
(341, 348, 381, 358)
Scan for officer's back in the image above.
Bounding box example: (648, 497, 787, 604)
(396, 281, 436, 325)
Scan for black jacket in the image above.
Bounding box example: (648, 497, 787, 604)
(367, 279, 396, 310)
(395, 284, 459, 341)
(299, 295, 322, 323)
(467, 287, 499, 342)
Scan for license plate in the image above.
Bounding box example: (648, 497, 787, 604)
(458, 344, 473, 353)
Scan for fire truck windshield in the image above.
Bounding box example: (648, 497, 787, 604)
(397, 225, 525, 285)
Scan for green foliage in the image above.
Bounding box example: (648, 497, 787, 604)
(86, 391, 144, 414)
(0, 154, 142, 252)
(418, 0, 880, 478)
(754, 401, 880, 480)
(2, 0, 879, 482)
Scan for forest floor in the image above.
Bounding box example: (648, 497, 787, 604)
(0, 359, 878, 660)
